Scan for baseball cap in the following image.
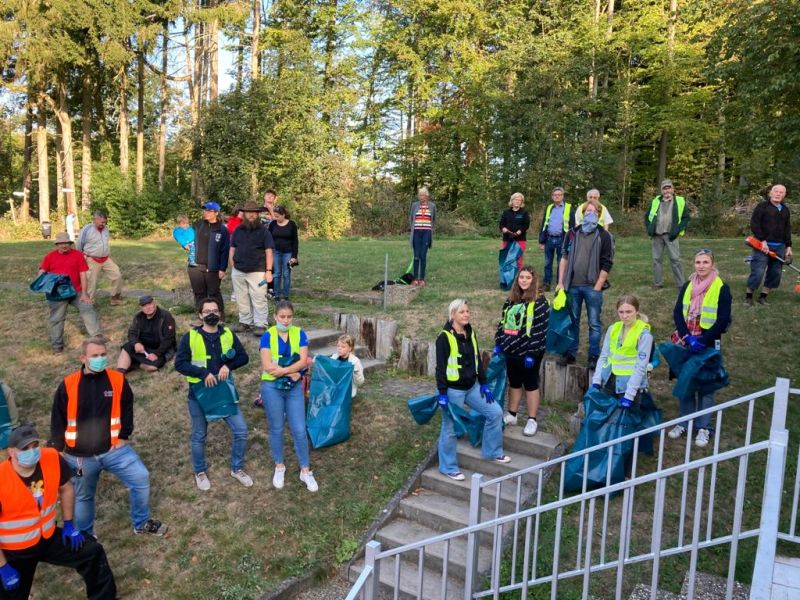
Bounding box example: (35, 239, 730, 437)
(202, 202, 221, 212)
(660, 179, 673, 190)
(8, 424, 40, 450)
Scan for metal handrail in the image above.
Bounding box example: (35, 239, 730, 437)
(344, 564, 372, 600)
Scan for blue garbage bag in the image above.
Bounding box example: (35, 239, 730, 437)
(30, 272, 77, 302)
(499, 241, 522, 291)
(407, 394, 439, 425)
(564, 387, 661, 493)
(485, 354, 507, 413)
(191, 378, 239, 421)
(0, 384, 11, 449)
(306, 356, 353, 449)
(546, 305, 575, 355)
(657, 342, 729, 403)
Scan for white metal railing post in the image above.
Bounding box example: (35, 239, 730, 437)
(749, 378, 791, 600)
(464, 473, 483, 600)
(364, 540, 381, 600)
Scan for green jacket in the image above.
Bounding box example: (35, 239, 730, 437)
(645, 195, 689, 240)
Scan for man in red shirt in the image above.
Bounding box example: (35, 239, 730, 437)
(38, 232, 101, 354)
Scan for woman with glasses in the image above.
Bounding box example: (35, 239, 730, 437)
(668, 249, 732, 448)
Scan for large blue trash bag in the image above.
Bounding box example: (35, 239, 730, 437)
(0, 385, 11, 449)
(407, 394, 439, 425)
(546, 304, 575, 355)
(485, 354, 507, 413)
(306, 355, 354, 449)
(191, 378, 239, 421)
(657, 342, 729, 403)
(564, 387, 661, 493)
(30, 272, 77, 301)
(499, 241, 522, 291)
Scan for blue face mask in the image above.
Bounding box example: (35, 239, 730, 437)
(581, 211, 599, 233)
(87, 356, 108, 372)
(17, 447, 40, 468)
(275, 322, 290, 332)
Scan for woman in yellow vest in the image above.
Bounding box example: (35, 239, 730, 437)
(435, 299, 509, 481)
(590, 294, 653, 407)
(259, 300, 318, 492)
(668, 249, 732, 448)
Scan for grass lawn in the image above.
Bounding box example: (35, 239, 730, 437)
(1, 234, 798, 598)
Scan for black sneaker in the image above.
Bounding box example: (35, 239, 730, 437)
(744, 295, 754, 307)
(587, 356, 598, 370)
(133, 519, 168, 536)
(758, 295, 769, 305)
(557, 354, 576, 367)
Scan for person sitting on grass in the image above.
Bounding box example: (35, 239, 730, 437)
(329, 335, 365, 398)
(116, 295, 177, 374)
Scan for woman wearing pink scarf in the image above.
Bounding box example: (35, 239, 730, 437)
(668, 249, 732, 448)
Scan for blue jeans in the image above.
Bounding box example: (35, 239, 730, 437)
(438, 383, 504, 475)
(273, 250, 293, 300)
(678, 391, 715, 431)
(187, 396, 248, 474)
(412, 229, 432, 280)
(567, 285, 603, 359)
(63, 444, 151, 534)
(542, 235, 563, 285)
(747, 244, 784, 290)
(261, 380, 310, 468)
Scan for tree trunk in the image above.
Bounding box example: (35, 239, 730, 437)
(251, 0, 260, 82)
(184, 25, 199, 200)
(36, 95, 50, 223)
(209, 1, 219, 101)
(136, 49, 145, 193)
(21, 96, 33, 223)
(194, 20, 204, 112)
(602, 0, 615, 90)
(321, 0, 338, 123)
(589, 0, 601, 98)
(119, 66, 130, 177)
(657, 0, 678, 186)
(55, 78, 78, 216)
(657, 130, 668, 184)
(716, 109, 726, 194)
(158, 29, 169, 192)
(81, 68, 92, 209)
(55, 116, 64, 213)
(94, 59, 110, 161)
(236, 38, 244, 90)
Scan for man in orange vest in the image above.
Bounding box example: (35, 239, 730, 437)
(49, 336, 167, 537)
(0, 424, 117, 599)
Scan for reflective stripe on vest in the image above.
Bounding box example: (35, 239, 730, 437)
(441, 329, 479, 382)
(682, 277, 724, 329)
(542, 202, 573, 234)
(647, 195, 686, 236)
(0, 448, 60, 550)
(64, 369, 124, 448)
(186, 327, 234, 384)
(261, 326, 302, 381)
(608, 319, 650, 376)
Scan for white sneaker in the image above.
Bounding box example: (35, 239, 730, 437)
(230, 469, 254, 487)
(300, 470, 319, 492)
(668, 425, 686, 439)
(695, 429, 710, 448)
(523, 418, 538, 437)
(503, 412, 517, 426)
(273, 465, 286, 489)
(195, 472, 211, 491)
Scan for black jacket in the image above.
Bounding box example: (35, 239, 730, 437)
(193, 220, 230, 272)
(750, 201, 792, 247)
(495, 297, 549, 357)
(127, 306, 177, 358)
(174, 326, 249, 389)
(435, 321, 486, 395)
(499, 208, 531, 242)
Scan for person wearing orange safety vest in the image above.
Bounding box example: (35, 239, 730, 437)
(48, 336, 167, 538)
(0, 424, 116, 599)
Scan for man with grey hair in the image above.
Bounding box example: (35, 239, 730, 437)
(409, 187, 437, 286)
(76, 211, 124, 305)
(538, 187, 575, 291)
(645, 179, 689, 288)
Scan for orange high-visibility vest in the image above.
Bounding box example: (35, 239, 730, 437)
(64, 369, 124, 448)
(0, 447, 60, 550)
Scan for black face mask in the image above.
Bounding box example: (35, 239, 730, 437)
(202, 313, 220, 326)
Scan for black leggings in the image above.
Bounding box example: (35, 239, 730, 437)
(188, 265, 224, 316)
(506, 354, 541, 391)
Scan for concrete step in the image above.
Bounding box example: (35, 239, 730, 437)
(773, 555, 800, 600)
(455, 439, 545, 482)
(305, 328, 343, 350)
(501, 425, 562, 461)
(375, 518, 492, 581)
(309, 343, 371, 360)
(361, 358, 386, 375)
(350, 556, 464, 600)
(397, 490, 495, 546)
(679, 571, 749, 599)
(421, 467, 537, 515)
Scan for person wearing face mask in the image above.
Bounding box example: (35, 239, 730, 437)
(76, 211, 124, 305)
(556, 199, 614, 369)
(48, 336, 167, 537)
(574, 189, 614, 231)
(0, 424, 117, 599)
(174, 298, 252, 491)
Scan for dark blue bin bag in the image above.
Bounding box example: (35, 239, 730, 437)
(499, 241, 522, 291)
(485, 354, 507, 413)
(546, 304, 575, 355)
(306, 355, 354, 449)
(30, 272, 77, 301)
(0, 385, 11, 449)
(407, 394, 439, 425)
(657, 342, 729, 404)
(191, 378, 239, 422)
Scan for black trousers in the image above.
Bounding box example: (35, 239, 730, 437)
(120, 342, 168, 369)
(187, 265, 224, 317)
(1, 530, 117, 600)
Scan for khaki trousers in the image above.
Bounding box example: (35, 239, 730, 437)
(85, 256, 123, 301)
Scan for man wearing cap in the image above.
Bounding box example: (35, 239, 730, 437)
(49, 336, 168, 537)
(190, 202, 230, 319)
(37, 232, 101, 355)
(230, 201, 274, 336)
(0, 424, 117, 599)
(645, 179, 689, 289)
(115, 296, 177, 373)
(76, 211, 124, 305)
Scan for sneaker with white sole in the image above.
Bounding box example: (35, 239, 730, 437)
(695, 429, 710, 448)
(444, 471, 466, 481)
(133, 519, 168, 536)
(668, 425, 686, 439)
(503, 412, 517, 426)
(230, 469, 254, 487)
(493, 455, 511, 464)
(272, 466, 286, 489)
(523, 418, 538, 436)
(299, 471, 319, 492)
(195, 472, 211, 491)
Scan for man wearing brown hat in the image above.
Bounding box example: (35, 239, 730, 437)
(37, 232, 101, 354)
(645, 179, 689, 288)
(115, 295, 177, 373)
(0, 424, 117, 599)
(230, 201, 274, 336)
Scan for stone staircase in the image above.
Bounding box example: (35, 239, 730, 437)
(348, 424, 562, 599)
(305, 328, 386, 375)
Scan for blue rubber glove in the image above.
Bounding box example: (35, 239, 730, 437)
(686, 336, 706, 354)
(524, 356, 535, 369)
(62, 520, 84, 551)
(0, 563, 20, 591)
(480, 384, 494, 403)
(619, 396, 632, 409)
(592, 383, 601, 390)
(493, 344, 502, 355)
(437, 394, 449, 409)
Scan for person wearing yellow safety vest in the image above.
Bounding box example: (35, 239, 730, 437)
(0, 424, 117, 599)
(590, 295, 654, 408)
(645, 179, 690, 289)
(668, 249, 732, 448)
(435, 300, 509, 482)
(538, 187, 575, 291)
(574, 189, 614, 232)
(259, 300, 318, 492)
(49, 336, 167, 537)
(175, 298, 251, 491)
(494, 267, 550, 436)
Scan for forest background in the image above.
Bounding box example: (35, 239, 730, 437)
(0, 0, 797, 240)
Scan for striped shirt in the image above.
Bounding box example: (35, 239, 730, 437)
(413, 206, 433, 230)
